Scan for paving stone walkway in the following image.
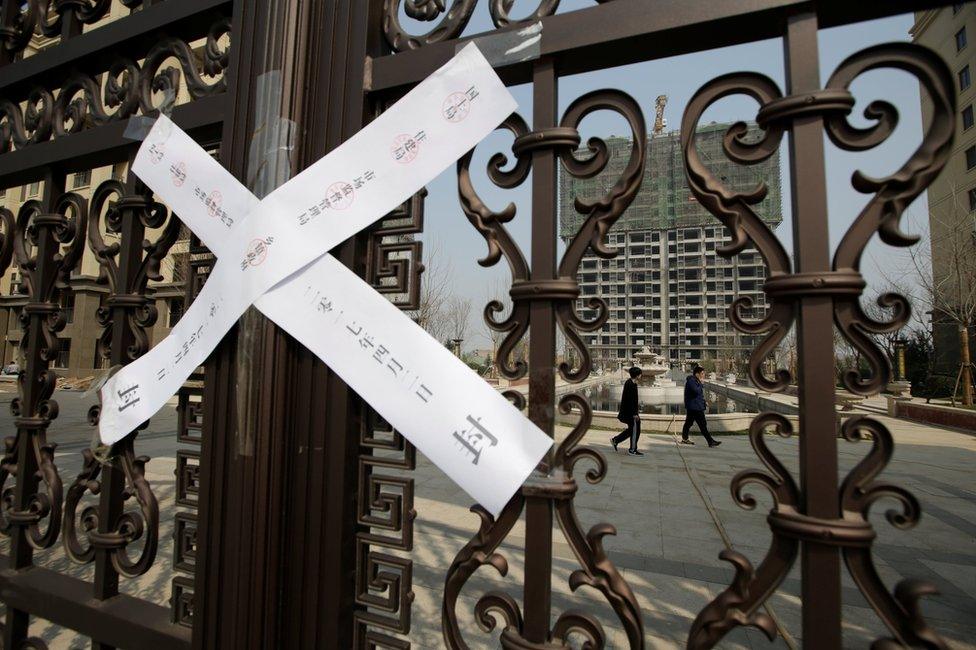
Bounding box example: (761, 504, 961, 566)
(0, 388, 973, 649)
(400, 414, 976, 649)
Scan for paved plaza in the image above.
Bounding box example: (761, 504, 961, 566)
(0, 386, 973, 648)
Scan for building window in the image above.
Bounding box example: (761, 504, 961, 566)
(71, 170, 91, 188)
(9, 272, 23, 294)
(958, 27, 969, 51)
(55, 338, 71, 369)
(969, 187, 976, 212)
(112, 162, 127, 180)
(960, 65, 971, 91)
(20, 181, 40, 201)
(967, 145, 976, 170)
(965, 105, 975, 130)
(168, 298, 184, 327)
(0, 187, 5, 197)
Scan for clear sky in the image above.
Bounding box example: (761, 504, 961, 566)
(410, 6, 927, 351)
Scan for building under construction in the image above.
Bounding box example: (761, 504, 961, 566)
(558, 122, 783, 370)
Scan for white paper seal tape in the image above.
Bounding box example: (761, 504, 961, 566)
(99, 44, 549, 517)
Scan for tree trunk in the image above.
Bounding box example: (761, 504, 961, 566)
(961, 325, 973, 406)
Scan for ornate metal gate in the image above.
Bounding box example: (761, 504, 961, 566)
(0, 1, 959, 648)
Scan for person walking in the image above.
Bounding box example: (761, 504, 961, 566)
(681, 365, 721, 447)
(611, 367, 644, 456)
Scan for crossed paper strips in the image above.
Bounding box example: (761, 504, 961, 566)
(98, 45, 551, 517)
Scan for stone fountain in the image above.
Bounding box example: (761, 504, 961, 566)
(631, 346, 682, 398)
(632, 346, 668, 385)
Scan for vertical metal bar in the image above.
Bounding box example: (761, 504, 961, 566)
(226, 4, 308, 643)
(522, 56, 557, 644)
(193, 1, 373, 648)
(0, 0, 20, 66)
(60, 4, 83, 41)
(3, 425, 36, 643)
(783, 12, 842, 647)
(191, 0, 250, 644)
(3, 169, 63, 649)
(316, 2, 380, 644)
(91, 152, 146, 650)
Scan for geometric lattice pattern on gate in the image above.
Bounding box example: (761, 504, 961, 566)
(365, 188, 426, 312)
(169, 232, 214, 627)
(354, 188, 424, 648)
(171, 371, 203, 627)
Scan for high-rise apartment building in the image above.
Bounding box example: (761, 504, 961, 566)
(912, 5, 976, 373)
(558, 123, 782, 370)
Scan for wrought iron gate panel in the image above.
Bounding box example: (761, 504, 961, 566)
(0, 0, 963, 648)
(0, 0, 231, 647)
(365, 1, 961, 648)
(439, 74, 649, 648)
(681, 19, 956, 649)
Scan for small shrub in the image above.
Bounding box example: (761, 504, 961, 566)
(912, 374, 956, 400)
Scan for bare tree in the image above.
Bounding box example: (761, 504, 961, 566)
(833, 326, 860, 387)
(445, 296, 472, 354)
(414, 238, 453, 346)
(593, 348, 613, 374)
(861, 284, 924, 369)
(774, 327, 798, 381)
(699, 350, 716, 373)
(890, 203, 976, 405)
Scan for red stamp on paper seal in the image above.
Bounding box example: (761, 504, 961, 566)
(242, 237, 272, 270)
(391, 133, 420, 164)
(325, 181, 354, 210)
(442, 92, 471, 123)
(206, 190, 222, 218)
(170, 161, 187, 187)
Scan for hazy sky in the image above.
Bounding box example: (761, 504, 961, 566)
(410, 6, 928, 351)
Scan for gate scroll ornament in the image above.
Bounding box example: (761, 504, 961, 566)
(0, 0, 112, 53)
(382, 0, 619, 51)
(445, 88, 646, 648)
(62, 174, 180, 577)
(0, 191, 86, 557)
(682, 42, 953, 649)
(0, 16, 230, 152)
(0, 1, 187, 51)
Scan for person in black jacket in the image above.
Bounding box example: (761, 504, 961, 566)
(681, 366, 720, 447)
(611, 366, 644, 456)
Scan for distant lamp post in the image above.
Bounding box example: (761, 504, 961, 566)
(452, 338, 463, 358)
(894, 336, 907, 382)
(887, 336, 912, 398)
